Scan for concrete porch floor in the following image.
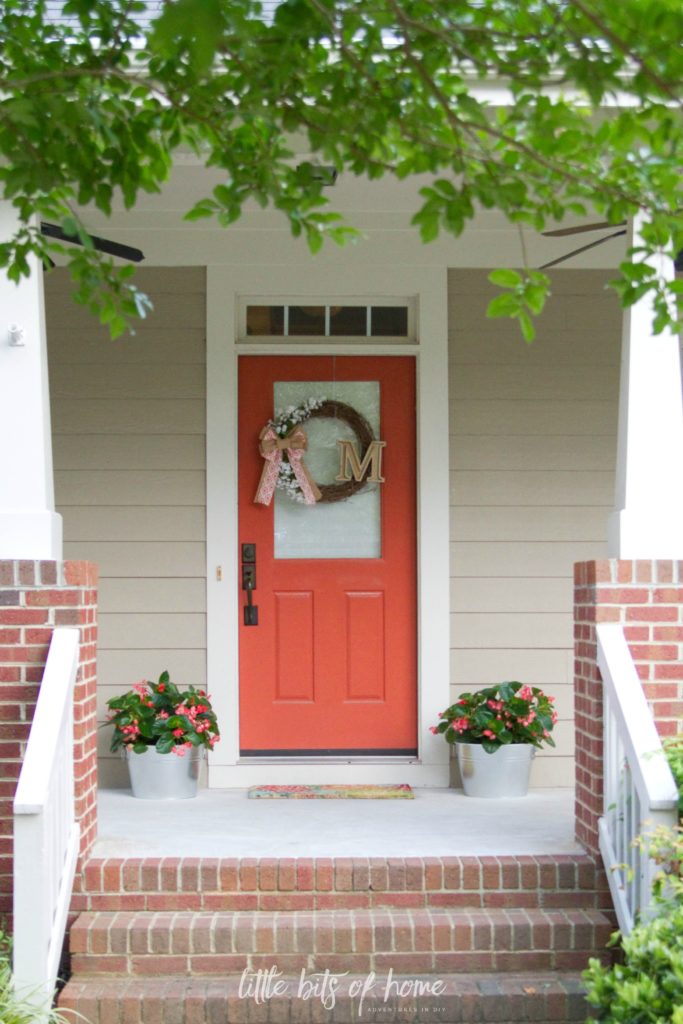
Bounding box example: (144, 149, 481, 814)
(94, 787, 581, 858)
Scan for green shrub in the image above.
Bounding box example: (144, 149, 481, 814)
(0, 929, 72, 1024)
(584, 733, 683, 1022)
(663, 734, 683, 817)
(584, 907, 683, 1023)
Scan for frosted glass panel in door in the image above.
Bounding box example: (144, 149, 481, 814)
(273, 381, 381, 559)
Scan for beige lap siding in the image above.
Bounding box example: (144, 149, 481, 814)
(448, 269, 621, 788)
(46, 265, 620, 790)
(46, 268, 207, 787)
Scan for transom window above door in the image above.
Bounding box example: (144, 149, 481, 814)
(238, 299, 415, 343)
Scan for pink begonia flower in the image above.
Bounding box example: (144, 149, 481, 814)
(133, 682, 148, 696)
(158, 711, 169, 719)
(450, 717, 470, 733)
(429, 726, 439, 735)
(209, 736, 220, 746)
(518, 686, 533, 701)
(172, 728, 184, 737)
(172, 745, 186, 757)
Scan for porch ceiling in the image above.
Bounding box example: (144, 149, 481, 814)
(94, 787, 580, 859)
(71, 163, 627, 270)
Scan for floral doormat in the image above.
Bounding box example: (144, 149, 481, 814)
(247, 784, 414, 799)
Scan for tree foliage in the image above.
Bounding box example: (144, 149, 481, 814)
(0, 0, 681, 336)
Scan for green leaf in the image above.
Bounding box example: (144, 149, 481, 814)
(488, 269, 523, 288)
(486, 293, 520, 318)
(518, 310, 536, 343)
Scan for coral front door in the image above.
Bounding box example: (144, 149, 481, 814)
(238, 356, 417, 755)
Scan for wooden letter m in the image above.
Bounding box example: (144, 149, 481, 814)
(336, 440, 386, 483)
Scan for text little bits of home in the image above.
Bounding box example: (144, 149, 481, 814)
(238, 966, 446, 1014)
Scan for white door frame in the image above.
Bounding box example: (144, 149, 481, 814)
(206, 264, 450, 787)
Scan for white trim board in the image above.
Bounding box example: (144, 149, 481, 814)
(205, 265, 450, 788)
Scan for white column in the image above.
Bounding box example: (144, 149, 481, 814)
(0, 202, 62, 559)
(608, 214, 683, 557)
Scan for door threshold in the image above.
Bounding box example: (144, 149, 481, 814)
(238, 756, 421, 765)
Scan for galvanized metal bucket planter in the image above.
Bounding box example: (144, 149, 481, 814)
(125, 744, 202, 799)
(456, 742, 535, 798)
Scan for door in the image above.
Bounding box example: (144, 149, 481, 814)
(238, 356, 417, 755)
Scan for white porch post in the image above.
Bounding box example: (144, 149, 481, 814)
(0, 202, 62, 559)
(607, 215, 683, 557)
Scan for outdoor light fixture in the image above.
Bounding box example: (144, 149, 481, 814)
(297, 164, 338, 186)
(7, 324, 25, 347)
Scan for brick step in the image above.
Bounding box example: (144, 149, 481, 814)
(58, 971, 590, 1022)
(69, 907, 613, 976)
(74, 854, 610, 913)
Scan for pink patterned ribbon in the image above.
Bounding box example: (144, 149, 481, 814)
(253, 425, 322, 506)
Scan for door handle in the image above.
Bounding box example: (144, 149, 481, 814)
(242, 549, 258, 626)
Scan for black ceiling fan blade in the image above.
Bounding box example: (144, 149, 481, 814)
(539, 230, 627, 270)
(40, 222, 144, 262)
(542, 221, 627, 238)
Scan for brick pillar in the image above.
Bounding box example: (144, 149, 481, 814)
(574, 559, 683, 856)
(0, 559, 98, 918)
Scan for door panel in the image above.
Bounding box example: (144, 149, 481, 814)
(238, 356, 416, 754)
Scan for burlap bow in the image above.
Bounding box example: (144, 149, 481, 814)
(253, 425, 322, 506)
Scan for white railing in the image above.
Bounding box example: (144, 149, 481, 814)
(13, 627, 81, 1010)
(597, 622, 679, 934)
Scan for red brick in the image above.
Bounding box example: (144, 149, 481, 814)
(595, 606, 622, 623)
(616, 562, 633, 583)
(278, 859, 296, 892)
(315, 859, 334, 892)
(218, 861, 239, 892)
(652, 701, 683, 718)
(23, 628, 54, 644)
(626, 606, 678, 622)
(424, 859, 443, 890)
(296, 859, 314, 891)
(657, 720, 679, 736)
(257, 859, 277, 891)
(369, 859, 388, 892)
(316, 893, 370, 909)
(370, 892, 425, 908)
(653, 626, 683, 640)
(64, 561, 99, 586)
(18, 562, 35, 586)
(239, 859, 257, 891)
(654, 663, 683, 679)
(387, 858, 407, 891)
(656, 562, 675, 584)
(25, 589, 81, 606)
(597, 588, 650, 604)
(55, 609, 82, 626)
(258, 893, 312, 911)
(630, 644, 678, 661)
(462, 858, 482, 890)
(623, 626, 649, 641)
(39, 561, 58, 585)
